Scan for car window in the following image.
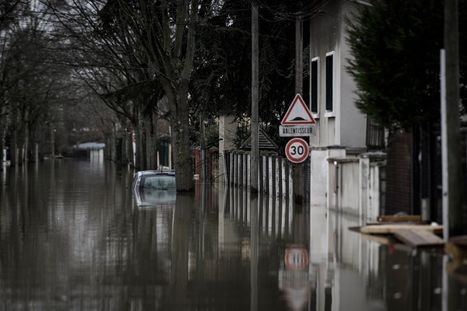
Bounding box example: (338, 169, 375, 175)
(141, 175, 176, 189)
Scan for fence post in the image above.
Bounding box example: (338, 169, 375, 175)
(239, 153, 245, 187)
(275, 157, 280, 197)
(359, 156, 370, 222)
(281, 158, 286, 198)
(287, 161, 293, 199)
(271, 156, 276, 197)
(263, 155, 267, 194)
(228, 151, 233, 185)
(268, 156, 273, 195)
(247, 153, 251, 188)
(264, 156, 269, 195)
(243, 153, 248, 188)
(234, 152, 239, 186)
(278, 157, 283, 197)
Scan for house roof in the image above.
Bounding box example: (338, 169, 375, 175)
(240, 128, 279, 151)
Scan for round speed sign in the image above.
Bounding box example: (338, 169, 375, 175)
(285, 138, 309, 164)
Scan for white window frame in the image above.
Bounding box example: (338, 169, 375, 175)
(324, 51, 336, 117)
(310, 56, 320, 119)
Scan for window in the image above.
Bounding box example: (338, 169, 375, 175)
(142, 174, 176, 190)
(310, 57, 319, 115)
(325, 52, 334, 112)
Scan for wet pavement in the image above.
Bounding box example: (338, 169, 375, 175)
(0, 154, 466, 310)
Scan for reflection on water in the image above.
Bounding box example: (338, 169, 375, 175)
(0, 159, 466, 310)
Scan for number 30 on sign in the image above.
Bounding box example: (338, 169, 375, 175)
(285, 138, 309, 164)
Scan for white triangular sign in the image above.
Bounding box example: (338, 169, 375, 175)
(281, 94, 315, 125)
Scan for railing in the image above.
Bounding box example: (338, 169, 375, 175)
(224, 151, 293, 198)
(224, 150, 386, 222)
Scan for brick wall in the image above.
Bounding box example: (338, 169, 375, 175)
(385, 130, 413, 215)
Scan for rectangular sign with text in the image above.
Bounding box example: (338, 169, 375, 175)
(279, 125, 313, 137)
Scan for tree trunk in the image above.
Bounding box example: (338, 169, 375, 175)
(0, 104, 6, 168)
(145, 114, 156, 169)
(24, 111, 29, 164)
(151, 114, 157, 168)
(35, 143, 39, 163)
(142, 124, 148, 170)
(0, 114, 5, 169)
(134, 120, 143, 170)
(122, 130, 130, 166)
(200, 113, 207, 183)
(10, 104, 17, 166)
(169, 87, 194, 192)
(0, 133, 3, 169)
(129, 129, 136, 168)
(50, 125, 55, 159)
(111, 125, 117, 162)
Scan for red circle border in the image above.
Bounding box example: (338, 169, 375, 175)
(285, 138, 309, 164)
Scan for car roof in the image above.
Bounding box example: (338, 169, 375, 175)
(135, 170, 175, 178)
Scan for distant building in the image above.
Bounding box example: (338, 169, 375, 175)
(74, 142, 106, 150)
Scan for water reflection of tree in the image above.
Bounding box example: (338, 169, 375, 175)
(162, 194, 192, 309)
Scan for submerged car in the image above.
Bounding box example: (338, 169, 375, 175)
(133, 170, 176, 207)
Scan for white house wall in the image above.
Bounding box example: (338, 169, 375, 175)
(309, 0, 366, 149)
(338, 1, 367, 148)
(309, 0, 340, 147)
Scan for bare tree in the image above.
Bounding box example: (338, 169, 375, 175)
(0, 1, 87, 164)
(48, 0, 214, 190)
(97, 0, 204, 191)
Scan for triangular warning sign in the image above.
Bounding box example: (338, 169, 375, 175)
(281, 94, 315, 125)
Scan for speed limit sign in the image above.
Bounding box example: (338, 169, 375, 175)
(285, 138, 309, 164)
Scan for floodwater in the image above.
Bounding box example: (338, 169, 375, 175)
(0, 152, 466, 311)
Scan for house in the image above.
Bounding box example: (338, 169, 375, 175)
(217, 0, 386, 218)
(307, 0, 385, 217)
(308, 0, 367, 150)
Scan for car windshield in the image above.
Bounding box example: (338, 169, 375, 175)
(141, 174, 175, 190)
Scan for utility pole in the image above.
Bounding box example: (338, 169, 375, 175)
(250, 5, 260, 309)
(442, 0, 464, 239)
(251, 1, 259, 193)
(293, 15, 305, 204)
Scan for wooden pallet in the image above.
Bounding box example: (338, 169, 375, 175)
(360, 224, 443, 235)
(377, 215, 422, 223)
(446, 236, 467, 261)
(356, 224, 444, 247)
(393, 229, 444, 247)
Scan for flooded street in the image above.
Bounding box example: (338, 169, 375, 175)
(0, 156, 466, 311)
